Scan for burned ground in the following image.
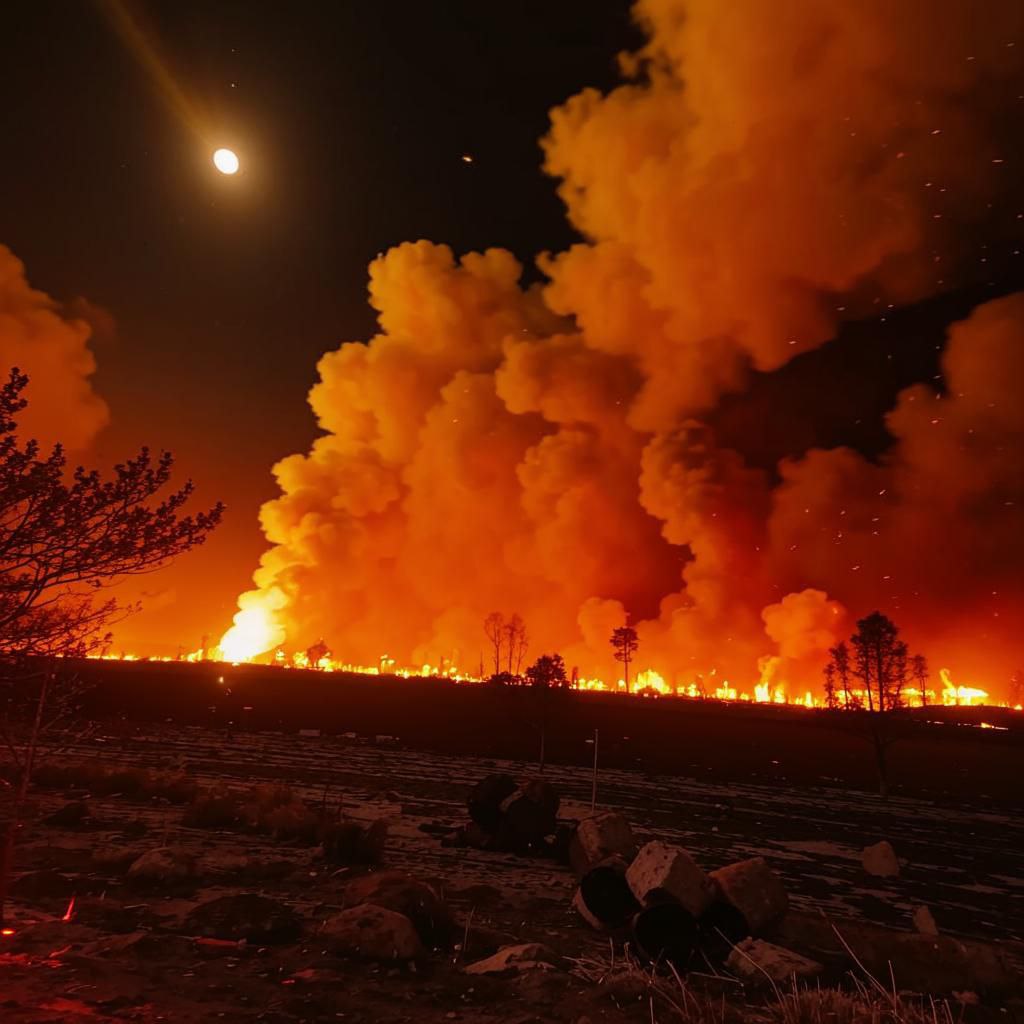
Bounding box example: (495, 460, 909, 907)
(2, 705, 1022, 1023)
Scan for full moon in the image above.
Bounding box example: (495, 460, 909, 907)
(213, 148, 239, 175)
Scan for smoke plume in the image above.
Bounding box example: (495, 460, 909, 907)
(223, 0, 1023, 697)
(0, 245, 109, 450)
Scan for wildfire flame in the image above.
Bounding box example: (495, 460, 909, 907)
(939, 667, 988, 707)
(89, 644, 1018, 717)
(218, 589, 287, 663)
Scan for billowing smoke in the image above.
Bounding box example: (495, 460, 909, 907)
(0, 245, 109, 450)
(222, 0, 1023, 697)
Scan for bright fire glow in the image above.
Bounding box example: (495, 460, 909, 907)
(939, 667, 988, 707)
(213, 148, 239, 174)
(90, 636, 1020, 717)
(218, 590, 286, 662)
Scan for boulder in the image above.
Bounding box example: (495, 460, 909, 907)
(912, 905, 938, 937)
(498, 779, 560, 854)
(568, 812, 635, 878)
(861, 840, 900, 878)
(320, 903, 423, 961)
(343, 871, 451, 947)
(698, 899, 752, 965)
(44, 801, 90, 827)
(322, 819, 387, 865)
(708, 857, 788, 935)
(92, 846, 146, 873)
(127, 846, 196, 884)
(626, 840, 714, 915)
(468, 774, 519, 834)
(631, 902, 699, 969)
(573, 856, 639, 931)
(881, 934, 1009, 995)
(727, 938, 823, 983)
(9, 869, 76, 901)
(465, 942, 560, 975)
(183, 893, 302, 944)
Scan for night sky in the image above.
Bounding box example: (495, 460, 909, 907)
(0, 1, 639, 652)
(1, 2, 1022, 659)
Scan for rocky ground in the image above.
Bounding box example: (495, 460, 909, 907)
(1, 725, 1022, 1023)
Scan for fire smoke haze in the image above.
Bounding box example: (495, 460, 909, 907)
(0, 245, 109, 450)
(221, 0, 1023, 695)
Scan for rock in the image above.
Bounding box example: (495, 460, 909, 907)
(883, 934, 1009, 994)
(498, 779, 560, 854)
(468, 774, 519, 834)
(464, 942, 560, 975)
(322, 819, 388, 865)
(92, 846, 146, 873)
(127, 846, 196, 884)
(912, 905, 938, 936)
(343, 871, 451, 947)
(573, 856, 640, 931)
(44, 801, 90, 827)
(320, 903, 424, 961)
(727, 938, 823, 983)
(631, 902, 700, 969)
(183, 893, 302, 944)
(777, 912, 1020, 997)
(698, 899, 752, 965)
(568, 812, 636, 878)
(708, 857, 788, 935)
(861, 840, 900, 878)
(9, 869, 76, 901)
(626, 840, 714, 915)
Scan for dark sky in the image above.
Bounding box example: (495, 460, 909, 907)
(1, 2, 1021, 654)
(0, 1, 639, 651)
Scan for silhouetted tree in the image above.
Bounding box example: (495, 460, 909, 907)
(487, 671, 517, 687)
(504, 613, 528, 675)
(910, 653, 930, 707)
(0, 368, 222, 923)
(525, 653, 568, 689)
(850, 612, 908, 714)
(305, 640, 329, 668)
(610, 624, 639, 691)
(828, 641, 853, 709)
(823, 663, 840, 709)
(848, 611, 909, 798)
(483, 612, 505, 676)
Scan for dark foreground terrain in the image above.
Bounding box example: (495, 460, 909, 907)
(76, 659, 1024, 803)
(2, 666, 1022, 1022)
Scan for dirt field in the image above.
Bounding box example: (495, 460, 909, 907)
(2, 717, 1023, 1023)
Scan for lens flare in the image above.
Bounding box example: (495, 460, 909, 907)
(213, 148, 239, 175)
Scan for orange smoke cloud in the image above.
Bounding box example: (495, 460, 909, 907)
(221, 1, 1023, 698)
(0, 245, 109, 450)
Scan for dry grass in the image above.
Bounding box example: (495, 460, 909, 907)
(570, 944, 965, 1024)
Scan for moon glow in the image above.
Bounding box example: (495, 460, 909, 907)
(213, 148, 239, 174)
